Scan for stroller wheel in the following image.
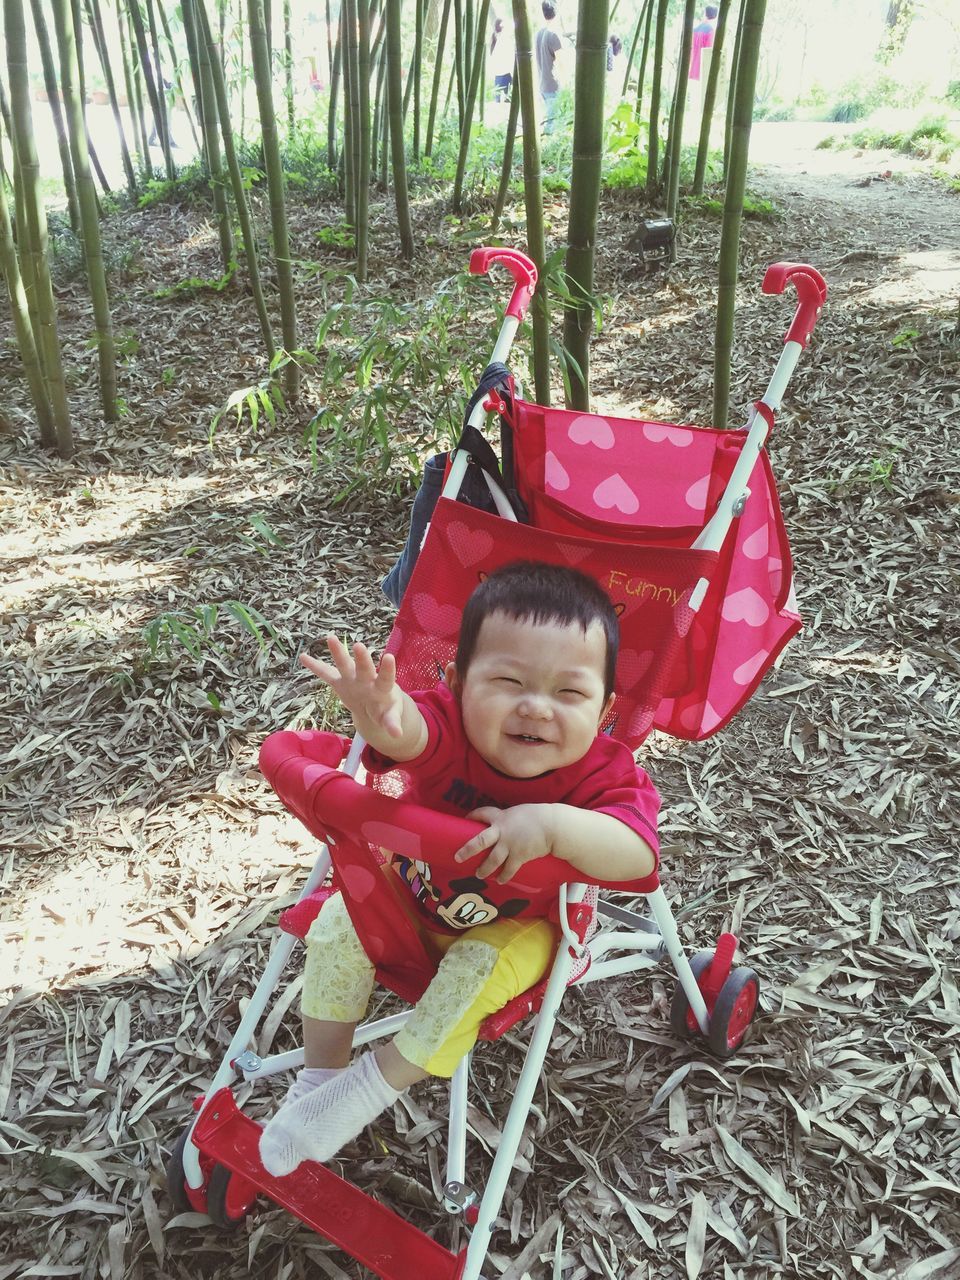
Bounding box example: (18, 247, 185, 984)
(669, 950, 714, 1039)
(166, 1125, 206, 1215)
(206, 1162, 259, 1230)
(707, 967, 760, 1058)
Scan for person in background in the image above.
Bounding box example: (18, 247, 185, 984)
(534, 2, 562, 135)
(490, 17, 515, 104)
(689, 5, 719, 83)
(606, 33, 622, 73)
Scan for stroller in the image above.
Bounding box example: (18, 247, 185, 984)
(166, 248, 827, 1278)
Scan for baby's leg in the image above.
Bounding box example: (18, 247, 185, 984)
(260, 916, 557, 1175)
(260, 894, 375, 1170)
(394, 916, 557, 1078)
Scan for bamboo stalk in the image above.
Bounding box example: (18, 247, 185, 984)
(248, 0, 299, 396)
(342, 0, 357, 223)
(620, 0, 647, 98)
(634, 0, 655, 120)
(385, 0, 413, 257)
(693, 0, 731, 194)
(28, 0, 81, 232)
(645, 0, 668, 195)
(451, 0, 490, 213)
(424, 0, 451, 156)
(4, 0, 73, 456)
(127, 0, 175, 178)
(118, 0, 151, 179)
(85, 0, 139, 195)
(327, 9, 342, 171)
(664, 0, 697, 219)
(156, 0, 202, 153)
(193, 0, 275, 359)
(714, 0, 766, 428)
(371, 31, 387, 178)
(562, 0, 609, 412)
(490, 55, 520, 234)
(52, 0, 117, 421)
(453, 0, 464, 129)
(67, 0, 110, 196)
(723, 0, 745, 177)
(512, 0, 549, 405)
(354, 0, 372, 281)
(412, 0, 423, 158)
(190, 0, 234, 270)
(146, 0, 177, 174)
(283, 0, 294, 135)
(0, 156, 55, 446)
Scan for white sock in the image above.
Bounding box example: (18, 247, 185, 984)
(284, 1065, 343, 1106)
(259, 1052, 401, 1177)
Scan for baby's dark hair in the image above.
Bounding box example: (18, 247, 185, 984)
(542, 2, 556, 19)
(455, 560, 620, 698)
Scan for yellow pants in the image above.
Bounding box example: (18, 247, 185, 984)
(301, 892, 557, 1077)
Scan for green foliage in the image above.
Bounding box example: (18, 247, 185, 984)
(154, 263, 237, 300)
(947, 81, 960, 109)
(753, 100, 796, 122)
(46, 211, 138, 284)
(603, 102, 650, 190)
(142, 600, 280, 663)
(210, 348, 314, 438)
(891, 328, 919, 349)
(302, 269, 499, 497)
(136, 161, 216, 209)
(234, 128, 340, 199)
(865, 456, 896, 491)
(823, 73, 928, 124)
(315, 224, 356, 249)
(821, 117, 959, 165)
(827, 97, 870, 124)
(685, 190, 779, 220)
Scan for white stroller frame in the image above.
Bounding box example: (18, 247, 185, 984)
(175, 251, 825, 1280)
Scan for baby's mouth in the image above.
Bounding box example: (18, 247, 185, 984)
(509, 732, 550, 745)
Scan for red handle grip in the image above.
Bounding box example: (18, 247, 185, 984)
(469, 246, 538, 323)
(762, 262, 827, 349)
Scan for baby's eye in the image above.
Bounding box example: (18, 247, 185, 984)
(560, 688, 587, 699)
(497, 676, 522, 686)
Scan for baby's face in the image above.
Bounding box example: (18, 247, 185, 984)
(447, 611, 614, 778)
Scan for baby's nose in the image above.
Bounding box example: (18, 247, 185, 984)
(518, 693, 552, 719)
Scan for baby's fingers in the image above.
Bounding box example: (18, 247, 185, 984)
(376, 650, 397, 689)
(454, 824, 499, 864)
(300, 651, 341, 684)
(351, 641, 379, 682)
(324, 633, 356, 679)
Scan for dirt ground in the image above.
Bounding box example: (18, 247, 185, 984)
(1, 124, 959, 1280)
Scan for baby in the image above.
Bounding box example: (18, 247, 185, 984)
(259, 560, 659, 1176)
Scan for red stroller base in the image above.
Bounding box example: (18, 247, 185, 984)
(192, 1089, 467, 1279)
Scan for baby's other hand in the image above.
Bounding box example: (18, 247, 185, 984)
(301, 634, 404, 738)
(453, 804, 555, 885)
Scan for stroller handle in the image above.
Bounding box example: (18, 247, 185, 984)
(260, 729, 578, 888)
(470, 246, 538, 324)
(762, 262, 828, 349)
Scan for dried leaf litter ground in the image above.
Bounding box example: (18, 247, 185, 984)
(1, 142, 959, 1280)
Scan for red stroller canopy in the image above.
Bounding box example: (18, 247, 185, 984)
(505, 398, 801, 739)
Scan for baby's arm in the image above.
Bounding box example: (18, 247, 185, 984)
(454, 804, 655, 886)
(301, 633, 427, 762)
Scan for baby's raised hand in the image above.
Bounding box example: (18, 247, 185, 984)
(301, 634, 404, 738)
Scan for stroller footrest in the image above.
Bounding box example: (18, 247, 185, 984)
(192, 1090, 467, 1280)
